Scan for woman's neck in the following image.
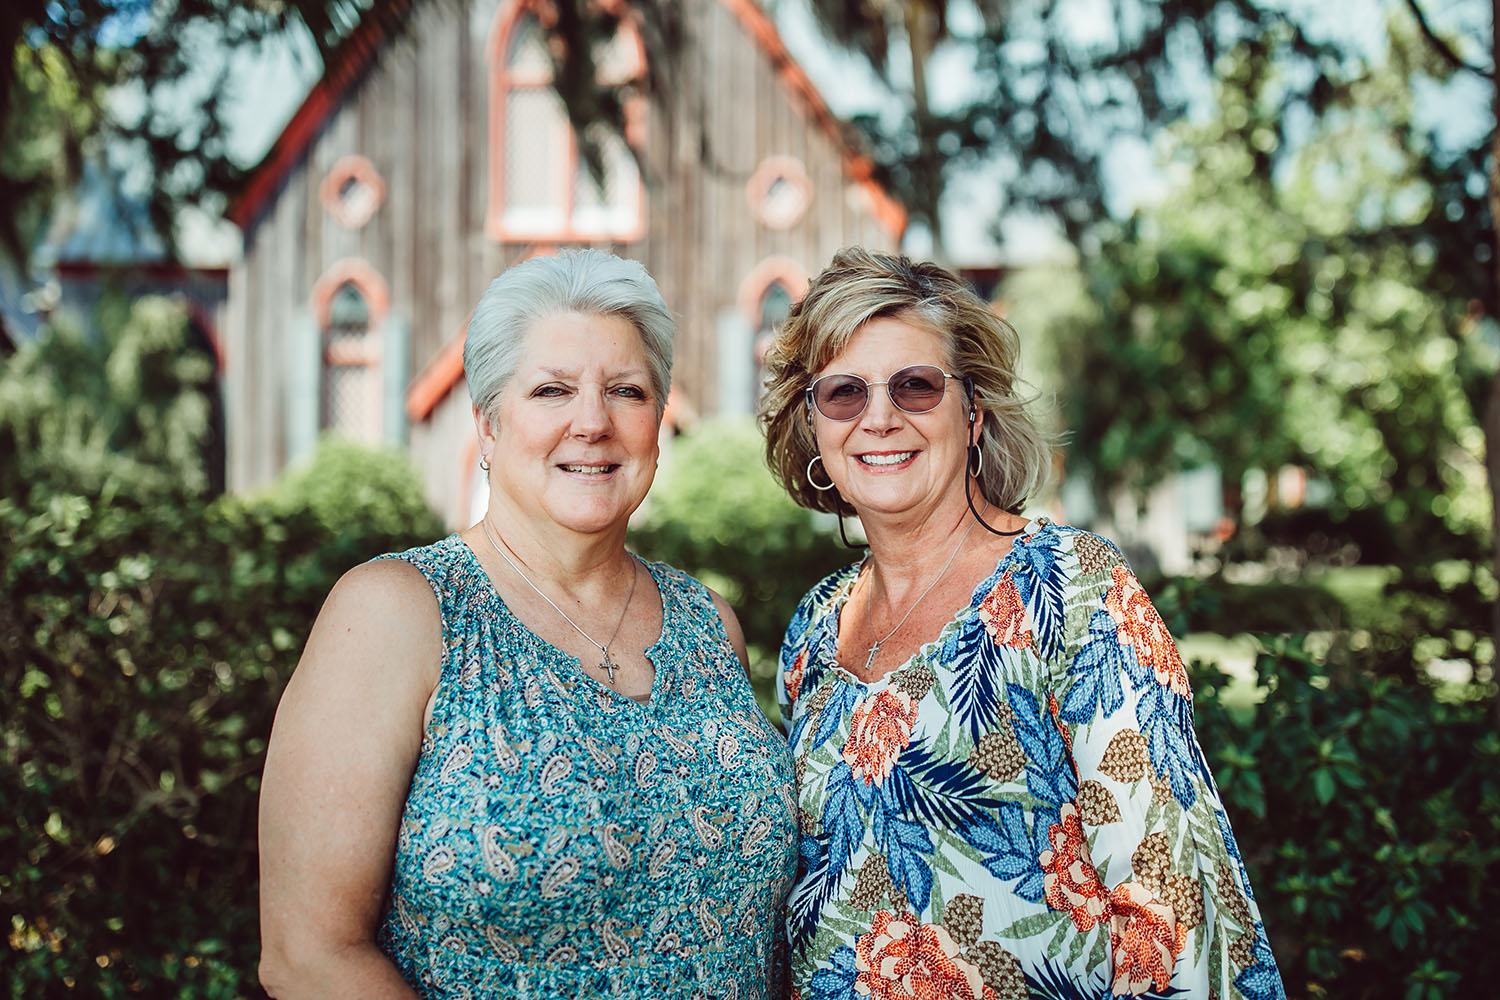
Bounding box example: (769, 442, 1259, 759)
(477, 499, 633, 589)
(860, 498, 977, 587)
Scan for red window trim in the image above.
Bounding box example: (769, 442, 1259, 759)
(485, 0, 647, 244)
(746, 154, 814, 230)
(311, 259, 391, 370)
(319, 154, 387, 230)
(737, 255, 809, 329)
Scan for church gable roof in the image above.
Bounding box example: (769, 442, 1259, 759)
(227, 0, 904, 238)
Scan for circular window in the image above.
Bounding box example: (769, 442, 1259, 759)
(320, 155, 386, 230)
(747, 155, 813, 230)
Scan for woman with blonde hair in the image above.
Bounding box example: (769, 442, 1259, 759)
(760, 247, 1282, 999)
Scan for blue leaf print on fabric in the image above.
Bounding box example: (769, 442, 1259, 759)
(1134, 680, 1197, 809)
(1027, 956, 1112, 1000)
(1234, 933, 1284, 1000)
(888, 740, 1008, 832)
(823, 761, 866, 877)
(812, 679, 860, 750)
(1007, 530, 1065, 657)
(1214, 807, 1269, 909)
(788, 699, 813, 749)
(795, 627, 840, 716)
(799, 831, 824, 874)
(872, 784, 934, 911)
(1059, 608, 1128, 724)
(959, 801, 1043, 901)
(807, 944, 859, 1000)
(788, 832, 841, 951)
(1006, 683, 1077, 807)
(944, 615, 1007, 742)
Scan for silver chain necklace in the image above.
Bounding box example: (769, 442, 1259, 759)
(861, 510, 983, 675)
(480, 517, 639, 683)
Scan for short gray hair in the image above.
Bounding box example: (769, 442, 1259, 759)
(464, 249, 675, 420)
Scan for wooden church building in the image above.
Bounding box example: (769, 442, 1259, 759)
(223, 0, 905, 526)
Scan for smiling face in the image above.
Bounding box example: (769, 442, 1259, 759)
(810, 314, 979, 524)
(478, 310, 661, 538)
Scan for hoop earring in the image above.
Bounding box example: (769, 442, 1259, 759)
(479, 455, 492, 472)
(968, 443, 983, 479)
(806, 455, 837, 492)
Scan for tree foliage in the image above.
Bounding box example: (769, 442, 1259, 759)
(0, 0, 421, 280)
(0, 301, 442, 995)
(1055, 24, 1493, 564)
(806, 0, 1374, 250)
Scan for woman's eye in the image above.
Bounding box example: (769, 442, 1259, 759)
(533, 384, 569, 398)
(612, 384, 648, 400)
(829, 382, 863, 400)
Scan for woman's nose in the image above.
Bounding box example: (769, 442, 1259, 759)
(858, 382, 903, 431)
(570, 389, 613, 438)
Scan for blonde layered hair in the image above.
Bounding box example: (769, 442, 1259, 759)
(758, 246, 1052, 515)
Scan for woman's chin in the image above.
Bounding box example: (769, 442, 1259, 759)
(544, 498, 644, 536)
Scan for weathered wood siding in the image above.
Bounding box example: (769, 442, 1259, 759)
(226, 0, 900, 526)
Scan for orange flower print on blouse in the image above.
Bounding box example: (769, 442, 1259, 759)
(976, 571, 1032, 649)
(786, 648, 808, 708)
(1107, 881, 1186, 996)
(854, 910, 997, 1000)
(1039, 803, 1110, 932)
(1104, 565, 1190, 697)
(842, 689, 919, 786)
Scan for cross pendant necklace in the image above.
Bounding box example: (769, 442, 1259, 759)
(481, 516, 638, 684)
(861, 511, 982, 675)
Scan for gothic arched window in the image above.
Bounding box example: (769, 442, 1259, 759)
(487, 3, 645, 241)
(321, 281, 381, 441)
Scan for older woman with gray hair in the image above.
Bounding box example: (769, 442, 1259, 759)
(258, 249, 797, 999)
(759, 247, 1283, 999)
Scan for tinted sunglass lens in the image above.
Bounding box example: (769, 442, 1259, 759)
(815, 377, 868, 419)
(890, 366, 946, 412)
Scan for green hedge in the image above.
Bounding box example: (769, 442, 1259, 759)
(2, 301, 443, 996)
(1192, 639, 1499, 1000)
(1, 443, 442, 997)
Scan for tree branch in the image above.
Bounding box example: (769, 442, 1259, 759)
(1403, 0, 1490, 77)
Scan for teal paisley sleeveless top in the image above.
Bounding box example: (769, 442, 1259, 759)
(373, 535, 798, 999)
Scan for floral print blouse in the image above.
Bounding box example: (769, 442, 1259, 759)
(375, 535, 798, 999)
(777, 518, 1284, 1000)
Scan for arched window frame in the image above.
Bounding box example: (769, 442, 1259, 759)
(737, 256, 809, 408)
(738, 256, 808, 333)
(310, 259, 390, 440)
(485, 0, 647, 243)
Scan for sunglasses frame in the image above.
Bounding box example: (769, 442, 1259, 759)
(805, 365, 964, 421)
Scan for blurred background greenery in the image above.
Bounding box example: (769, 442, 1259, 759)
(3, 291, 1495, 998)
(3, 0, 1498, 998)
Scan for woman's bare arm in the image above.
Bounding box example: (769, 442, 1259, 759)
(257, 559, 442, 999)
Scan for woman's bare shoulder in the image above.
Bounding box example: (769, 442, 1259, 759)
(294, 557, 443, 696)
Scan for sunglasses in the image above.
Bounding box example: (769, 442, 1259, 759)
(805, 364, 963, 421)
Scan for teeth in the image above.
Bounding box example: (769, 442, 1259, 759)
(859, 452, 914, 467)
(563, 464, 613, 474)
